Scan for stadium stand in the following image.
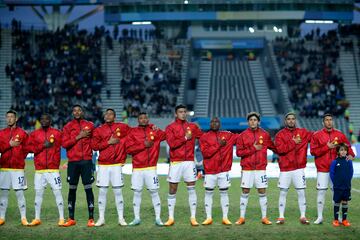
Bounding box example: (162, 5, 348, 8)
(273, 30, 347, 118)
(208, 59, 260, 117)
(118, 38, 189, 117)
(6, 23, 105, 129)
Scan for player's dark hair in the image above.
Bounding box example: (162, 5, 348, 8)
(246, 112, 260, 121)
(6, 109, 17, 117)
(175, 104, 187, 113)
(322, 113, 333, 121)
(72, 104, 83, 110)
(336, 143, 349, 155)
(40, 113, 52, 121)
(105, 108, 116, 117)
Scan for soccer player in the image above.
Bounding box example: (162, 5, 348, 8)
(310, 113, 354, 224)
(235, 112, 274, 225)
(274, 112, 312, 225)
(91, 108, 130, 227)
(27, 113, 64, 226)
(62, 105, 96, 227)
(199, 117, 237, 225)
(0, 110, 29, 226)
(330, 143, 353, 227)
(164, 104, 203, 226)
(126, 112, 166, 226)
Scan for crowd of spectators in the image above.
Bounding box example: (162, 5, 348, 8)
(5, 19, 359, 126)
(273, 30, 348, 118)
(5, 21, 105, 129)
(338, 24, 360, 38)
(4, 20, 186, 128)
(119, 39, 185, 117)
(105, 27, 157, 50)
(5, 20, 186, 127)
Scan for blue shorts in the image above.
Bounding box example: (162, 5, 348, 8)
(333, 188, 351, 203)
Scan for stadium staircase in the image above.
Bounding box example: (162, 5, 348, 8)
(248, 59, 276, 116)
(353, 39, 360, 85)
(101, 39, 124, 115)
(144, 41, 152, 75)
(176, 40, 190, 106)
(0, 29, 12, 128)
(267, 42, 293, 112)
(194, 61, 212, 117)
(207, 59, 260, 117)
(340, 44, 360, 137)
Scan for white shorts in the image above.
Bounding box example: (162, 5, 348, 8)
(241, 170, 268, 189)
(131, 168, 159, 191)
(34, 171, 62, 190)
(0, 170, 28, 190)
(316, 172, 333, 190)
(167, 161, 197, 183)
(204, 172, 231, 189)
(96, 165, 124, 188)
(278, 168, 306, 189)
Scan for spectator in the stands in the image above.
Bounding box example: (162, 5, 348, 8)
(8, 23, 105, 130)
(273, 30, 347, 118)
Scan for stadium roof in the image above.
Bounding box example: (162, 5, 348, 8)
(0, 0, 354, 5)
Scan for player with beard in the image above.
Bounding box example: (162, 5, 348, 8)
(274, 112, 312, 225)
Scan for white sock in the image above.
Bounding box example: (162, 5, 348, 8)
(113, 188, 124, 220)
(98, 188, 108, 220)
(15, 190, 26, 219)
(34, 189, 44, 220)
(52, 189, 64, 220)
(168, 194, 176, 219)
(259, 193, 267, 218)
(240, 193, 249, 218)
(133, 190, 142, 220)
(204, 190, 214, 219)
(317, 190, 327, 220)
(279, 189, 288, 218)
(0, 190, 9, 219)
(296, 189, 306, 218)
(149, 190, 161, 220)
(187, 186, 197, 218)
(220, 190, 229, 219)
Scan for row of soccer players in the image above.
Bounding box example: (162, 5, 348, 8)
(0, 104, 354, 227)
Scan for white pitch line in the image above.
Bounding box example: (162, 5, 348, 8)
(352, 188, 360, 193)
